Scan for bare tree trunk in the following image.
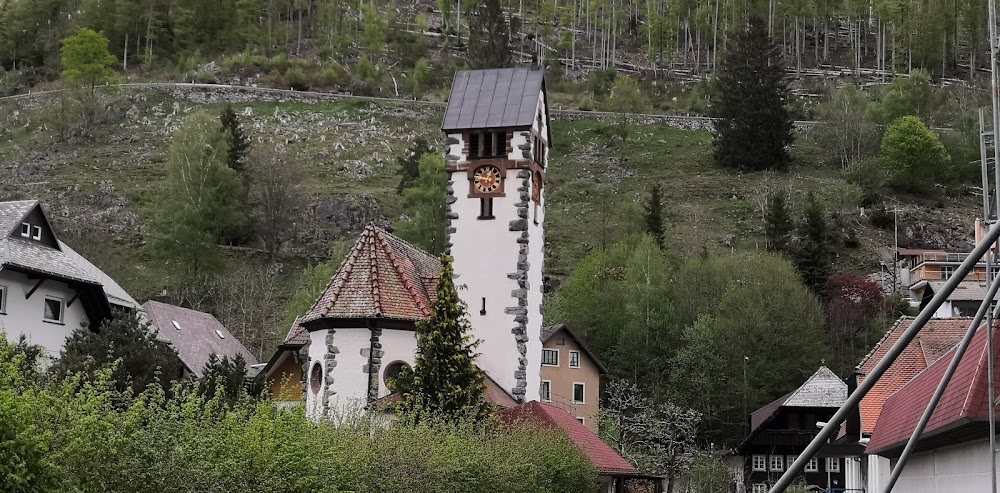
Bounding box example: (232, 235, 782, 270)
(123, 33, 129, 72)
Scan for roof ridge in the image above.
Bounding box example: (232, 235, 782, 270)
(857, 316, 910, 371)
(371, 225, 440, 266)
(372, 229, 432, 317)
(316, 229, 369, 319)
(367, 227, 383, 317)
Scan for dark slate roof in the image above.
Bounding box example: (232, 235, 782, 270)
(442, 67, 545, 131)
(868, 323, 1000, 456)
(302, 226, 441, 323)
(0, 237, 97, 284)
(541, 324, 609, 375)
(142, 300, 258, 378)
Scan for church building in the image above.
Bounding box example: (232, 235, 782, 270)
(267, 67, 551, 416)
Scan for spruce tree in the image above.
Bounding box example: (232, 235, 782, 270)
(711, 14, 793, 172)
(763, 191, 793, 253)
(49, 311, 184, 393)
(220, 104, 250, 174)
(394, 256, 489, 423)
(792, 193, 833, 293)
(643, 182, 666, 249)
(467, 0, 513, 69)
(396, 137, 433, 194)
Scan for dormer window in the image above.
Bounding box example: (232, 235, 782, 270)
(20, 223, 41, 240)
(467, 131, 506, 159)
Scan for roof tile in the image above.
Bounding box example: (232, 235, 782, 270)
(856, 317, 972, 434)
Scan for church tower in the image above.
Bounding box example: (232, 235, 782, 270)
(441, 67, 550, 402)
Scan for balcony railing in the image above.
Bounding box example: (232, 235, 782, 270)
(909, 268, 988, 285)
(913, 252, 977, 264)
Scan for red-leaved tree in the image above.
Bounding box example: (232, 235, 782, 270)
(823, 274, 886, 375)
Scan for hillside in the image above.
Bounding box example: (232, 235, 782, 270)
(0, 85, 982, 313)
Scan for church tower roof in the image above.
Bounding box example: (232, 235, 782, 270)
(301, 226, 441, 324)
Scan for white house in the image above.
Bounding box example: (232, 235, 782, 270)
(866, 322, 1000, 492)
(0, 199, 138, 357)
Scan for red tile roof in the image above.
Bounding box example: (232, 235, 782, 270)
(282, 317, 309, 347)
(302, 226, 441, 323)
(856, 317, 973, 434)
(499, 401, 639, 475)
(867, 323, 1000, 455)
(370, 368, 518, 409)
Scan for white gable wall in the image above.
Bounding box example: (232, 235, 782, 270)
(889, 438, 1000, 493)
(0, 269, 89, 357)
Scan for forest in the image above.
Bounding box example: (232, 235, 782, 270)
(0, 0, 995, 99)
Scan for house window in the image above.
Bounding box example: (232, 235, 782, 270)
(542, 348, 559, 366)
(752, 484, 768, 493)
(576, 417, 585, 425)
(572, 383, 585, 403)
(20, 223, 30, 237)
(310, 362, 323, 394)
(769, 455, 783, 472)
(826, 458, 840, 473)
(786, 455, 798, 471)
(0, 285, 6, 314)
(467, 131, 506, 159)
(805, 457, 818, 472)
(478, 198, 494, 220)
(43, 296, 63, 323)
(383, 361, 411, 387)
(569, 351, 581, 368)
(541, 380, 552, 401)
(31, 226, 41, 241)
(941, 265, 955, 280)
(752, 455, 766, 472)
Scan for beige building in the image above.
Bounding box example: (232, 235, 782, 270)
(540, 324, 608, 434)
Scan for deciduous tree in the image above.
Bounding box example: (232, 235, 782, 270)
(246, 145, 304, 257)
(147, 111, 245, 280)
(61, 27, 118, 128)
(879, 115, 950, 193)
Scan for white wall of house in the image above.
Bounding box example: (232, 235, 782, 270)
(376, 328, 417, 398)
(0, 269, 89, 358)
(844, 456, 864, 491)
(888, 438, 1000, 493)
(867, 454, 891, 493)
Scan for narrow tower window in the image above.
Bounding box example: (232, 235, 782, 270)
(479, 198, 494, 220)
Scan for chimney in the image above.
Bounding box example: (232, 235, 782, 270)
(151, 289, 172, 305)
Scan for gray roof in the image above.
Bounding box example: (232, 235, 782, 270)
(783, 366, 848, 408)
(0, 237, 97, 285)
(0, 200, 38, 236)
(142, 300, 258, 378)
(928, 281, 1000, 302)
(442, 67, 545, 131)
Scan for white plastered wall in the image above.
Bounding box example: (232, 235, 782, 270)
(375, 328, 418, 398)
(889, 438, 1000, 493)
(0, 269, 90, 358)
(522, 87, 548, 403)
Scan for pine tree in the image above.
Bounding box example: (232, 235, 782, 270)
(396, 137, 433, 193)
(643, 182, 666, 249)
(467, 0, 513, 69)
(394, 256, 489, 423)
(220, 104, 250, 174)
(711, 14, 793, 172)
(792, 193, 833, 293)
(763, 191, 793, 253)
(49, 311, 185, 393)
(198, 354, 262, 404)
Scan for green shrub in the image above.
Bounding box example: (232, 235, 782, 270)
(193, 70, 218, 84)
(269, 53, 290, 74)
(285, 67, 309, 90)
(586, 68, 617, 97)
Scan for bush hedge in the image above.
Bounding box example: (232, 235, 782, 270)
(0, 335, 596, 493)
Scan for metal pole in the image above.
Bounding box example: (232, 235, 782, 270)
(981, 108, 992, 220)
(880, 270, 1000, 492)
(990, 0, 1000, 221)
(768, 222, 1000, 493)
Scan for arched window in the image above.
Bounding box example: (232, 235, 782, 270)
(383, 361, 412, 388)
(309, 362, 323, 394)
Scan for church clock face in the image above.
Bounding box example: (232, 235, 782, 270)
(473, 165, 502, 194)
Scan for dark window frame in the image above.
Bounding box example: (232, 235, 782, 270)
(542, 348, 559, 366)
(478, 198, 495, 220)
